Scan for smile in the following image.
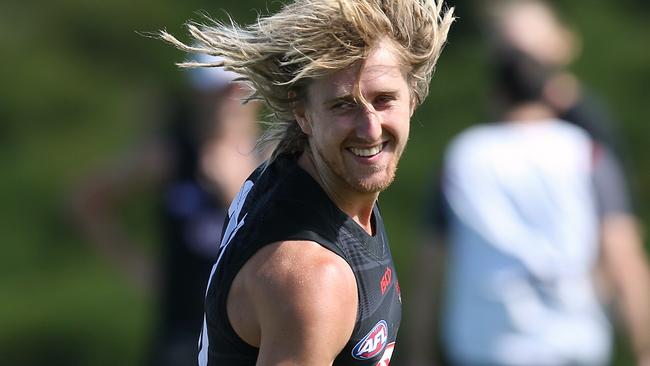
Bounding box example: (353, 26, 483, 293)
(348, 143, 386, 158)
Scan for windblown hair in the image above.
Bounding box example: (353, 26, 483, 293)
(160, 0, 454, 160)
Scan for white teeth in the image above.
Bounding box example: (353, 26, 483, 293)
(350, 144, 383, 157)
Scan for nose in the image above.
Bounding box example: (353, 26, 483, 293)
(355, 106, 382, 142)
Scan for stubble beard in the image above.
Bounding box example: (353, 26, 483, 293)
(349, 160, 398, 194)
(312, 144, 402, 195)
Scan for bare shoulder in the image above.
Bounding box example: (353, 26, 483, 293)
(228, 240, 358, 364)
(244, 240, 358, 323)
(251, 240, 355, 289)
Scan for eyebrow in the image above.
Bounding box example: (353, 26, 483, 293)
(323, 89, 400, 106)
(323, 94, 356, 107)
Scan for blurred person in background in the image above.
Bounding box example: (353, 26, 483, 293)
(488, 1, 650, 363)
(406, 45, 650, 366)
(70, 53, 262, 366)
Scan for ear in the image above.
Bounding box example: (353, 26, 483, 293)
(291, 91, 312, 135)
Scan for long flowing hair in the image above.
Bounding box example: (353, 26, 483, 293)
(160, 0, 454, 160)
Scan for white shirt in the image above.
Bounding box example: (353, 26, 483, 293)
(441, 119, 611, 366)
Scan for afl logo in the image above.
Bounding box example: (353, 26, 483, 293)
(351, 320, 388, 360)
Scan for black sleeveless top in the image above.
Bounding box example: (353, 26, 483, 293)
(197, 153, 401, 366)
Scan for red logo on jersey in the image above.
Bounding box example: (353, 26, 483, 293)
(376, 342, 395, 366)
(380, 267, 392, 295)
(352, 320, 389, 360)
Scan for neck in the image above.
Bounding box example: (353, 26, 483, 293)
(297, 152, 377, 235)
(502, 102, 556, 123)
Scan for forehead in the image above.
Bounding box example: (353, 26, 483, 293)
(308, 43, 407, 98)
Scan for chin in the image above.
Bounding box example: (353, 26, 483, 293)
(348, 170, 396, 194)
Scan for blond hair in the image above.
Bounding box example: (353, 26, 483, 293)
(161, 0, 454, 160)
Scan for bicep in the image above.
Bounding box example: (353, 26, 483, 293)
(247, 241, 358, 366)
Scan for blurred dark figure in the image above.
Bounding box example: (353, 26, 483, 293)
(70, 54, 262, 366)
(406, 46, 650, 366)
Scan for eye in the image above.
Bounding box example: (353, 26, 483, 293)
(331, 100, 357, 111)
(373, 94, 396, 109)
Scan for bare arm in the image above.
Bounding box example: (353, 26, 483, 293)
(228, 240, 358, 366)
(601, 214, 650, 366)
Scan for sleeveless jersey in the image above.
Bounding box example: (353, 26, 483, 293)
(197, 153, 401, 366)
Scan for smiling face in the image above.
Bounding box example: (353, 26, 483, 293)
(294, 41, 414, 195)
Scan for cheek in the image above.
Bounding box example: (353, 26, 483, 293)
(402, 119, 411, 139)
(313, 115, 353, 141)
(385, 108, 411, 136)
(307, 116, 337, 151)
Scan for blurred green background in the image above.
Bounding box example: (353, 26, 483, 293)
(1, 0, 648, 365)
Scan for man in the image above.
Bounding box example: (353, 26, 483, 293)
(409, 49, 650, 366)
(483, 11, 650, 364)
(71, 54, 262, 366)
(160, 0, 454, 365)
